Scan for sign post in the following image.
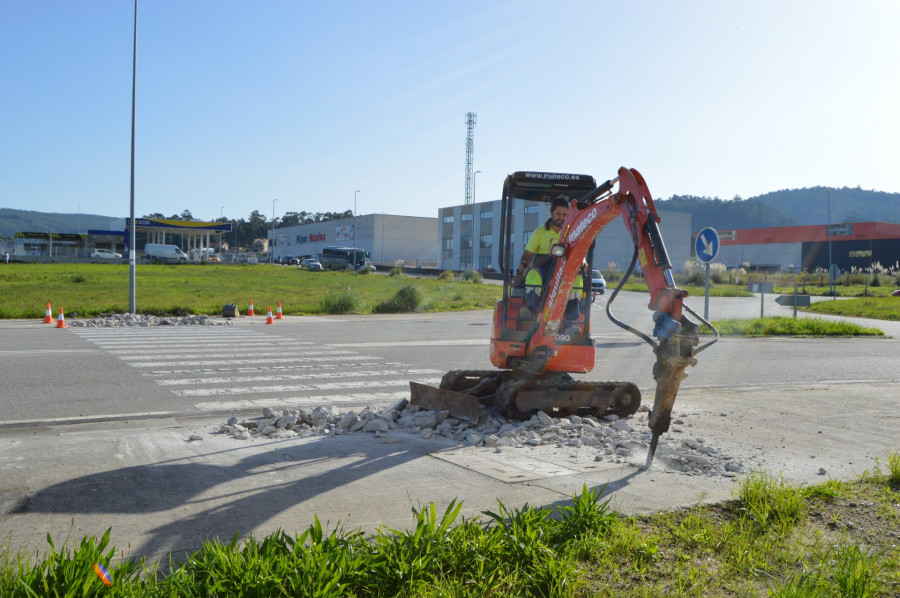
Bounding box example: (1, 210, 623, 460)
(695, 227, 720, 320)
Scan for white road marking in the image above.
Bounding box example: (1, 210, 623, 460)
(327, 339, 490, 347)
(156, 369, 443, 385)
(172, 378, 441, 396)
(125, 356, 358, 368)
(143, 361, 378, 376)
(119, 349, 357, 361)
(193, 392, 410, 412)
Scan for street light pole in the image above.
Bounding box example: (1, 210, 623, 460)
(128, 0, 138, 314)
(271, 198, 277, 263)
(827, 190, 833, 298)
(354, 190, 360, 267)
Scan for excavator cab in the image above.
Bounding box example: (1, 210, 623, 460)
(491, 172, 600, 373)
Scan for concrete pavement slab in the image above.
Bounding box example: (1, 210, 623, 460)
(1, 381, 896, 568)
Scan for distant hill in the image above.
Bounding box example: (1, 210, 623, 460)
(4, 186, 900, 239)
(0, 208, 124, 239)
(657, 187, 900, 232)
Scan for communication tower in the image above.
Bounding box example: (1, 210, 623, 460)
(464, 112, 477, 204)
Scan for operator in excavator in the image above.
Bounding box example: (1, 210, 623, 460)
(516, 195, 586, 324)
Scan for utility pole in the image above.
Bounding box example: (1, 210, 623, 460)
(128, 0, 138, 314)
(827, 189, 834, 298)
(464, 112, 476, 270)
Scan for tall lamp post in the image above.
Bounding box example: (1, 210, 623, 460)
(827, 190, 834, 298)
(128, 0, 138, 314)
(271, 198, 278, 263)
(354, 190, 360, 266)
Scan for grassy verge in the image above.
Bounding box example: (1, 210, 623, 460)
(0, 264, 501, 318)
(803, 297, 900, 321)
(1, 453, 897, 597)
(617, 282, 754, 297)
(709, 316, 885, 337)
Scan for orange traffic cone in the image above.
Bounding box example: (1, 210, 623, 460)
(266, 306, 274, 325)
(275, 302, 284, 320)
(43, 302, 54, 324)
(247, 301, 255, 316)
(56, 308, 67, 329)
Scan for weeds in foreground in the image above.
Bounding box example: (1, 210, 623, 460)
(3, 458, 899, 597)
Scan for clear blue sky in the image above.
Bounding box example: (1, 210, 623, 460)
(2, 1, 898, 223)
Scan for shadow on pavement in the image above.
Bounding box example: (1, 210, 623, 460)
(24, 433, 424, 563)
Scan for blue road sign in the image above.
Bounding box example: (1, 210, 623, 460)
(695, 227, 720, 263)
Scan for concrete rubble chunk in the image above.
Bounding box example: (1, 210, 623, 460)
(276, 414, 298, 429)
(413, 413, 437, 429)
(337, 411, 358, 431)
(362, 419, 390, 433)
(611, 419, 632, 431)
(536, 411, 553, 426)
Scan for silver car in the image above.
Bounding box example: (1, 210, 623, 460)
(90, 248, 122, 259)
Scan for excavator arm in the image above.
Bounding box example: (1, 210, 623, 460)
(521, 167, 718, 467)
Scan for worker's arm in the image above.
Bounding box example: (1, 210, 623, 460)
(517, 249, 534, 274)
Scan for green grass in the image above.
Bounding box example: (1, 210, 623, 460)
(804, 296, 900, 321)
(2, 453, 898, 597)
(709, 316, 885, 337)
(619, 282, 754, 297)
(0, 263, 501, 318)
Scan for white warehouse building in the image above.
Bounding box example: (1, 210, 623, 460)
(269, 214, 438, 269)
(438, 199, 692, 273)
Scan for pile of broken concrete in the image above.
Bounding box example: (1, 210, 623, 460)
(67, 313, 232, 327)
(217, 400, 745, 477)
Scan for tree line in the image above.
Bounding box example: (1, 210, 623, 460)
(655, 185, 900, 232)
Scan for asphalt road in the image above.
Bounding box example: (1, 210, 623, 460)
(1, 291, 898, 426)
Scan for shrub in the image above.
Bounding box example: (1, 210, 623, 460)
(374, 284, 422, 313)
(461, 270, 482, 283)
(319, 289, 358, 314)
(438, 270, 457, 281)
(389, 266, 404, 277)
(355, 265, 370, 276)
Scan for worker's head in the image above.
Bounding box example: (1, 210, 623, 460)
(549, 196, 569, 229)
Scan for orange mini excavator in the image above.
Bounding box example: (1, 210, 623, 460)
(410, 167, 718, 467)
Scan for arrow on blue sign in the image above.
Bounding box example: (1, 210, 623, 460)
(695, 227, 720, 263)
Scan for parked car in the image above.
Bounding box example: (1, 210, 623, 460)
(305, 260, 324, 271)
(143, 244, 188, 263)
(280, 255, 300, 266)
(90, 248, 122, 259)
(591, 269, 606, 302)
(892, 289, 900, 297)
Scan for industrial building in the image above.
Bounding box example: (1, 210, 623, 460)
(714, 222, 900, 272)
(438, 199, 692, 273)
(269, 214, 438, 269)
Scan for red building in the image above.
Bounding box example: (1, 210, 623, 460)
(705, 222, 900, 272)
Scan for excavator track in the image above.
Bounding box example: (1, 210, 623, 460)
(494, 376, 641, 421)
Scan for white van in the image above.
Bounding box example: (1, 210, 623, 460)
(143, 244, 188, 263)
